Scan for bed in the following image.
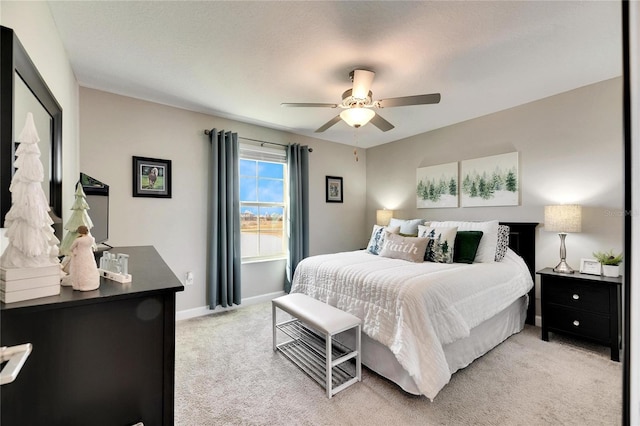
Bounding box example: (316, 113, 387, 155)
(289, 221, 537, 400)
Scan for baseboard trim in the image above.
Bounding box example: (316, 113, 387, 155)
(176, 291, 286, 321)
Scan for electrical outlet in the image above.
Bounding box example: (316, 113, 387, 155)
(185, 271, 194, 286)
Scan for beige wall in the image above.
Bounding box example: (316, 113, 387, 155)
(366, 77, 624, 316)
(1, 1, 80, 227)
(79, 88, 367, 312)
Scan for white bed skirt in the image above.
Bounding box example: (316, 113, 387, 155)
(336, 295, 528, 396)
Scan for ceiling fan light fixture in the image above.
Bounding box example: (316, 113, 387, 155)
(340, 108, 375, 128)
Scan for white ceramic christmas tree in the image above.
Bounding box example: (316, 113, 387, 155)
(59, 183, 95, 256)
(0, 113, 60, 268)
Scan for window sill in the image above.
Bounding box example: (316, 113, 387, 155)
(241, 256, 287, 265)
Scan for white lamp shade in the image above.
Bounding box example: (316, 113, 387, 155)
(340, 108, 375, 128)
(376, 209, 394, 226)
(544, 204, 582, 233)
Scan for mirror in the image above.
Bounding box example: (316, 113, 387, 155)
(0, 26, 63, 239)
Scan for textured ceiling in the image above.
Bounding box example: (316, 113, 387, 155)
(47, 1, 621, 148)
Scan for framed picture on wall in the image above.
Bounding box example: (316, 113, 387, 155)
(416, 162, 459, 208)
(132, 156, 172, 198)
(460, 152, 519, 207)
(326, 176, 343, 203)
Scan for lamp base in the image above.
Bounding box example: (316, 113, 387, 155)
(553, 260, 575, 274)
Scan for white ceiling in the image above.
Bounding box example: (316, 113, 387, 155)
(47, 1, 621, 149)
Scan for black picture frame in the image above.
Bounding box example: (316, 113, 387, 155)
(132, 156, 172, 198)
(325, 176, 343, 203)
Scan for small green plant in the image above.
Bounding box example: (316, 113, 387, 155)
(592, 250, 623, 266)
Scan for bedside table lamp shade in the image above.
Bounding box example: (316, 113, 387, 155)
(545, 204, 582, 273)
(376, 209, 394, 226)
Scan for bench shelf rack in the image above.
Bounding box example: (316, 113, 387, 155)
(275, 319, 358, 391)
(272, 294, 362, 398)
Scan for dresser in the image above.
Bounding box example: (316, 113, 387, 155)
(538, 267, 621, 361)
(0, 246, 184, 425)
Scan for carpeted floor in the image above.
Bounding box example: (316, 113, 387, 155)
(175, 302, 622, 425)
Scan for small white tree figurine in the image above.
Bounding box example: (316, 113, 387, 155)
(59, 183, 95, 256)
(0, 113, 60, 268)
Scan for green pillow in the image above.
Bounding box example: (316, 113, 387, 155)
(453, 231, 484, 264)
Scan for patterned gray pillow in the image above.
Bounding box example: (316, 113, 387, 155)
(366, 225, 400, 255)
(494, 225, 510, 261)
(418, 226, 458, 263)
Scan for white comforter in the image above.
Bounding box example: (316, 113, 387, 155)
(290, 248, 533, 400)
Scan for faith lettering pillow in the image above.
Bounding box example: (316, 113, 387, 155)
(378, 232, 430, 263)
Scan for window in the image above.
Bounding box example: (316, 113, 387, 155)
(239, 146, 287, 260)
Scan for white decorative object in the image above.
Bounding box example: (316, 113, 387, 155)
(0, 264, 61, 303)
(98, 251, 132, 283)
(0, 112, 60, 269)
(579, 258, 602, 275)
(602, 265, 620, 278)
(61, 226, 100, 291)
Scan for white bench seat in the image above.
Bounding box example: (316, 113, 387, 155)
(272, 293, 362, 398)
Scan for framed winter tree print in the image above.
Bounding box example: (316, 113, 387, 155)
(132, 156, 172, 198)
(416, 162, 459, 208)
(460, 152, 519, 207)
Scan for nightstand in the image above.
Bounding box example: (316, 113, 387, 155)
(538, 268, 622, 361)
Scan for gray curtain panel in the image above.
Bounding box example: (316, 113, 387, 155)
(285, 144, 310, 293)
(207, 129, 241, 308)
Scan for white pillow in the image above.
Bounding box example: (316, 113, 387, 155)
(366, 225, 401, 255)
(429, 220, 499, 263)
(388, 218, 425, 236)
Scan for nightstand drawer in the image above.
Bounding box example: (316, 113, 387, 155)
(544, 280, 609, 314)
(546, 305, 610, 341)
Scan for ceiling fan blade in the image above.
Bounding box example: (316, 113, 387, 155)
(377, 93, 441, 108)
(351, 69, 375, 99)
(281, 103, 338, 108)
(370, 113, 395, 132)
(315, 115, 342, 133)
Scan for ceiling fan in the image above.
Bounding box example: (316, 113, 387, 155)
(281, 69, 441, 133)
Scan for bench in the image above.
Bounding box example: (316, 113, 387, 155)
(272, 293, 362, 398)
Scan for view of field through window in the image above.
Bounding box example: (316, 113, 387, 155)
(239, 158, 286, 258)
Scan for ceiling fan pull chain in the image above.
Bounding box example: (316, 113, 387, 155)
(353, 130, 359, 162)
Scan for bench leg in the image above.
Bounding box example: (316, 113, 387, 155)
(326, 333, 332, 398)
(356, 324, 362, 382)
(272, 303, 277, 352)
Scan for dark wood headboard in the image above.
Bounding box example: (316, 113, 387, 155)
(500, 222, 538, 325)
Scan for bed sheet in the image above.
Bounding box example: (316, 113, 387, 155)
(290, 248, 533, 400)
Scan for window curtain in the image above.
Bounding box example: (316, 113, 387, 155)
(285, 143, 310, 293)
(207, 129, 241, 308)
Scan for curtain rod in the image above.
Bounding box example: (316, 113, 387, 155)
(203, 130, 312, 152)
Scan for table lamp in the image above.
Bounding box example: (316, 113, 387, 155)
(544, 204, 582, 273)
(376, 209, 394, 226)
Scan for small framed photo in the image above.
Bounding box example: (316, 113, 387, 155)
(579, 258, 602, 275)
(326, 176, 343, 203)
(132, 156, 172, 198)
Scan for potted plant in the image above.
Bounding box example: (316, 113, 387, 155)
(592, 250, 623, 278)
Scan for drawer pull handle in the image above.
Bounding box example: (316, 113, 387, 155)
(573, 320, 580, 327)
(572, 294, 580, 300)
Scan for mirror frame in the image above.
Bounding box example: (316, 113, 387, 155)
(0, 26, 63, 232)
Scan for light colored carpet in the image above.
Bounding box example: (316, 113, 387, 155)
(175, 302, 622, 425)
